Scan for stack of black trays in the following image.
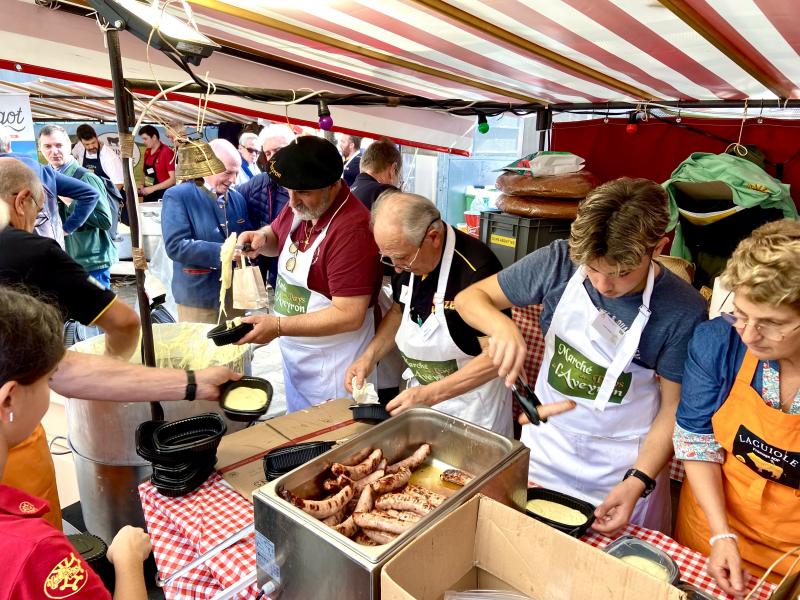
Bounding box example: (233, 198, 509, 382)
(136, 413, 227, 497)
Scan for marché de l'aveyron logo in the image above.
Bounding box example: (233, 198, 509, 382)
(547, 335, 631, 402)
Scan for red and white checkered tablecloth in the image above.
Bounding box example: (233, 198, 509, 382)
(142, 473, 776, 600)
(583, 525, 775, 600)
(140, 474, 257, 599)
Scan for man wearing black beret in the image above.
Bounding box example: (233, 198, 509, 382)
(237, 136, 381, 412)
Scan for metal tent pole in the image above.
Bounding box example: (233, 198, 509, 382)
(104, 27, 164, 421)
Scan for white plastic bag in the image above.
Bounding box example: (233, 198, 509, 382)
(529, 151, 584, 176)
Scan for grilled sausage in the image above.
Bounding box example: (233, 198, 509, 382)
(370, 467, 411, 495)
(321, 509, 345, 526)
(377, 459, 387, 471)
(440, 468, 474, 487)
(381, 508, 421, 523)
(322, 477, 341, 492)
(353, 531, 379, 546)
(386, 443, 431, 474)
(360, 528, 397, 545)
(332, 515, 358, 538)
(340, 446, 373, 466)
(375, 493, 434, 516)
(404, 484, 445, 507)
(354, 485, 375, 514)
(353, 510, 416, 534)
(332, 448, 383, 480)
(278, 484, 354, 519)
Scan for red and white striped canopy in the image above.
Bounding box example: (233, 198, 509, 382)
(2, 0, 799, 153)
(185, 0, 799, 103)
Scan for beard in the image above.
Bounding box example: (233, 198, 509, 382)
(291, 188, 332, 220)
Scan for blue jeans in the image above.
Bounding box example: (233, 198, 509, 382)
(88, 267, 111, 290)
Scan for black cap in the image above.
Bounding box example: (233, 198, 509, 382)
(266, 135, 343, 190)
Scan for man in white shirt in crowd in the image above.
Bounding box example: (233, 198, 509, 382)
(71, 124, 124, 192)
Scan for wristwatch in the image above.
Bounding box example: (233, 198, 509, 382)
(184, 369, 197, 401)
(623, 468, 656, 498)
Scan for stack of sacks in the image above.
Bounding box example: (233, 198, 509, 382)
(494, 152, 599, 219)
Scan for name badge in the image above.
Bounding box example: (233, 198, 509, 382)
(591, 310, 625, 346)
(399, 284, 411, 304)
(420, 316, 440, 340)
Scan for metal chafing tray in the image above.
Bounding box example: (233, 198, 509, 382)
(253, 407, 529, 600)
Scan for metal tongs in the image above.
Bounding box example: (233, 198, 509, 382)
(511, 377, 547, 426)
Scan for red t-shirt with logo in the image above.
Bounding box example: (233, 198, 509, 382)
(270, 182, 381, 303)
(0, 485, 111, 599)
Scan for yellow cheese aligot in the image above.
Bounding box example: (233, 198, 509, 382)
(526, 499, 585, 526)
(620, 555, 670, 581)
(225, 387, 268, 411)
(218, 233, 237, 321)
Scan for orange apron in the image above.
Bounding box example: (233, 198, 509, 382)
(675, 352, 800, 581)
(1, 424, 62, 530)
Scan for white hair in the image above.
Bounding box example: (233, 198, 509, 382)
(238, 131, 258, 146)
(0, 125, 11, 153)
(257, 123, 295, 147)
(371, 190, 442, 245)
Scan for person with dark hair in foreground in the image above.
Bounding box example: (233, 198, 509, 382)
(0, 286, 151, 599)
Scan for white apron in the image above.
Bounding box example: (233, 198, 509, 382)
(525, 264, 670, 531)
(274, 198, 375, 413)
(395, 225, 512, 437)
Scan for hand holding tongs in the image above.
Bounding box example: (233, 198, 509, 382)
(511, 377, 547, 426)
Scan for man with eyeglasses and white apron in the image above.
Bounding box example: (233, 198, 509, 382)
(455, 178, 708, 535)
(237, 136, 381, 412)
(345, 191, 519, 436)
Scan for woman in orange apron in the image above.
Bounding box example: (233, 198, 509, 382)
(674, 219, 800, 598)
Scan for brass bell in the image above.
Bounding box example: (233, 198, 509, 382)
(174, 139, 226, 181)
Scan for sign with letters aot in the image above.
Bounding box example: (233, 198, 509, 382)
(0, 94, 34, 142)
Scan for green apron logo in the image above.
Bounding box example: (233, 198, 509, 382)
(400, 352, 458, 386)
(547, 335, 631, 403)
(274, 275, 311, 316)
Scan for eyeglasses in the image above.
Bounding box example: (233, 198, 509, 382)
(721, 311, 800, 342)
(286, 223, 314, 272)
(380, 217, 440, 271)
(31, 192, 49, 228)
(286, 242, 298, 272)
(242, 146, 259, 155)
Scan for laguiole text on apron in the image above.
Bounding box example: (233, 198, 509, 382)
(274, 197, 375, 412)
(394, 224, 512, 436)
(524, 264, 669, 530)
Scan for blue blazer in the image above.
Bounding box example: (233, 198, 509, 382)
(161, 182, 251, 309)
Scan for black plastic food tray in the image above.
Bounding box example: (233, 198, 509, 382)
(153, 413, 227, 456)
(263, 441, 335, 479)
(151, 455, 217, 480)
(135, 420, 166, 463)
(350, 403, 390, 422)
(220, 376, 274, 422)
(152, 463, 215, 498)
(525, 487, 596, 538)
(207, 321, 254, 346)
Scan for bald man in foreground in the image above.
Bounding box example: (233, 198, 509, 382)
(161, 138, 252, 323)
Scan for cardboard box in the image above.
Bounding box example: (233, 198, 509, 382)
(382, 495, 686, 600)
(217, 398, 372, 500)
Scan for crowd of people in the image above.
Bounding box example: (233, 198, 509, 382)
(0, 121, 798, 598)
